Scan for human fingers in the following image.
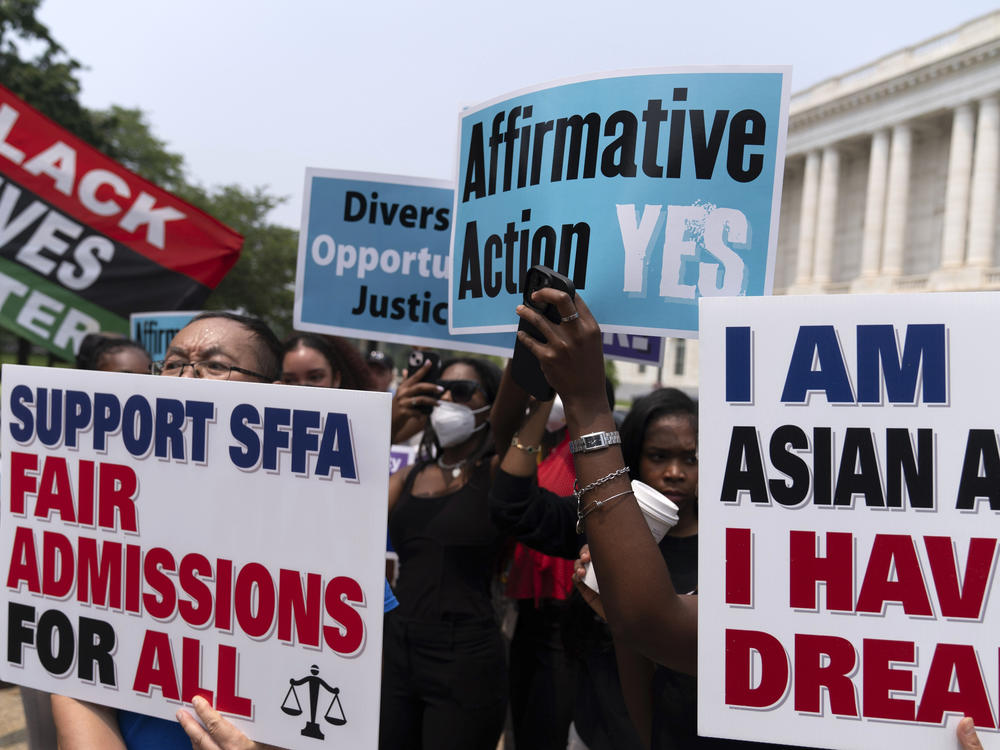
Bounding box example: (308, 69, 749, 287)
(530, 287, 577, 319)
(398, 359, 432, 388)
(176, 707, 222, 750)
(958, 717, 984, 750)
(572, 544, 591, 582)
(188, 696, 255, 750)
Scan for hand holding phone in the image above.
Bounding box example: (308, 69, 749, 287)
(511, 265, 576, 399)
(405, 350, 442, 414)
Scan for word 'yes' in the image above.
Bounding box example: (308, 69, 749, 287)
(617, 204, 749, 299)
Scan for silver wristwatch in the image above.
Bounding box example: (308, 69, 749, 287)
(568, 431, 621, 455)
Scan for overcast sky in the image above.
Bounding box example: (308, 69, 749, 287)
(36, 0, 1000, 228)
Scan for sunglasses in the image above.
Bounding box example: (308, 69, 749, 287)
(435, 379, 485, 403)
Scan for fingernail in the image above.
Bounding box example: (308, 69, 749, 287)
(435, 385, 444, 392)
(192, 696, 205, 707)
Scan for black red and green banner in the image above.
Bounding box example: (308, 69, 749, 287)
(0, 85, 243, 359)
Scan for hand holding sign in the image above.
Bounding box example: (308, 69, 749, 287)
(177, 696, 282, 750)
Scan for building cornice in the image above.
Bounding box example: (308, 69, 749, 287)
(790, 37, 1000, 131)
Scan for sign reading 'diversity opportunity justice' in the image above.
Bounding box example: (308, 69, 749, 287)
(1, 367, 390, 748)
(699, 293, 1000, 749)
(0, 86, 242, 360)
(296, 170, 513, 356)
(449, 68, 790, 338)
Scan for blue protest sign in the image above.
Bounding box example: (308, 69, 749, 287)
(296, 170, 513, 356)
(129, 310, 200, 361)
(602, 332, 663, 365)
(449, 68, 790, 338)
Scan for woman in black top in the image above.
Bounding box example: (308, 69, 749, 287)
(380, 356, 508, 750)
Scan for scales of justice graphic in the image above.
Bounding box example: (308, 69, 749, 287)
(281, 665, 346, 740)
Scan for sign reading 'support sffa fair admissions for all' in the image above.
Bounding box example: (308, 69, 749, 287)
(1, 367, 390, 748)
(449, 68, 790, 338)
(699, 293, 1000, 749)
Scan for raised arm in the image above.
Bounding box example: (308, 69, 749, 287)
(514, 290, 698, 675)
(489, 398, 581, 557)
(489, 363, 531, 456)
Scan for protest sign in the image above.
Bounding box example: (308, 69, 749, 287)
(0, 86, 242, 360)
(296, 169, 513, 356)
(449, 68, 789, 338)
(1, 366, 389, 748)
(601, 331, 663, 366)
(699, 292, 1000, 748)
(130, 310, 200, 361)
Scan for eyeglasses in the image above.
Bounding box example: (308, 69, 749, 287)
(152, 360, 271, 381)
(435, 379, 485, 403)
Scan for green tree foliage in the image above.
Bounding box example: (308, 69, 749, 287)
(90, 106, 187, 192)
(0, 0, 108, 148)
(184, 185, 297, 337)
(1, 0, 298, 341)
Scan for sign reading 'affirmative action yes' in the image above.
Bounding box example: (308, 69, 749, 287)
(449, 68, 789, 339)
(699, 292, 1000, 748)
(1, 367, 390, 748)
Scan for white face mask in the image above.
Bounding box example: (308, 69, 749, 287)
(430, 401, 490, 448)
(546, 396, 566, 433)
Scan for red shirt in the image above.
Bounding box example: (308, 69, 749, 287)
(504, 435, 577, 603)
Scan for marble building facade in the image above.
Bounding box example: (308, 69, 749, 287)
(616, 10, 1000, 400)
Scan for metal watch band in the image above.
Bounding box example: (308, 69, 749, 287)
(568, 430, 621, 455)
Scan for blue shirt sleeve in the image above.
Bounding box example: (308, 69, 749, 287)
(384, 578, 398, 612)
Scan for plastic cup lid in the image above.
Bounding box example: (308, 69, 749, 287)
(631, 480, 679, 523)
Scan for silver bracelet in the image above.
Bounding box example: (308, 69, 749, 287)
(572, 465, 630, 501)
(577, 489, 634, 534)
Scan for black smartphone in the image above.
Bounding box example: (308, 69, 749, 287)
(407, 350, 442, 413)
(511, 265, 576, 399)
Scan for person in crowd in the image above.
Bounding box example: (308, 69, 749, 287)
(381, 355, 516, 750)
(492, 386, 695, 749)
(367, 349, 395, 391)
(503, 395, 580, 750)
(280, 332, 375, 390)
(506, 290, 814, 749)
(51, 312, 285, 750)
(75, 333, 152, 374)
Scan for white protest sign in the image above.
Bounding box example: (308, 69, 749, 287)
(1, 366, 390, 748)
(698, 292, 1000, 748)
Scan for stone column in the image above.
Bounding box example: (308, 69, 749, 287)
(881, 123, 912, 277)
(940, 103, 976, 268)
(812, 146, 840, 284)
(967, 95, 1000, 267)
(794, 150, 821, 285)
(859, 130, 889, 277)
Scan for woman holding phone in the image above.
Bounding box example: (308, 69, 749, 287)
(380, 356, 510, 750)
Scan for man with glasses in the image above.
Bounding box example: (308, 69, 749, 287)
(152, 311, 282, 383)
(52, 311, 286, 750)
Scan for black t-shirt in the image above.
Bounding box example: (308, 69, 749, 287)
(389, 461, 502, 622)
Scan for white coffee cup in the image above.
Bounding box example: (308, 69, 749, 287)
(582, 479, 679, 595)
